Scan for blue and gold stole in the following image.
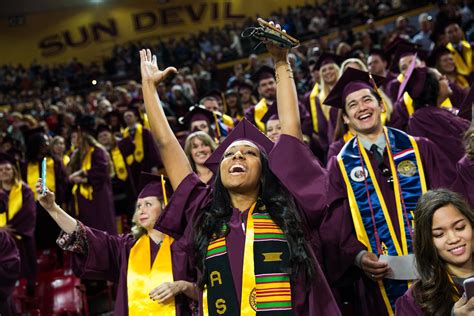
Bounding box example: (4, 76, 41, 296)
(337, 127, 427, 315)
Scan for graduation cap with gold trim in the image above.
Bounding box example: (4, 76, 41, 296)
(137, 172, 172, 205)
(179, 105, 217, 131)
(389, 43, 428, 72)
(323, 68, 386, 109)
(314, 53, 343, 70)
(204, 118, 273, 174)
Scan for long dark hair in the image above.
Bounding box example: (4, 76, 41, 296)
(413, 189, 474, 316)
(194, 150, 315, 288)
(412, 70, 440, 111)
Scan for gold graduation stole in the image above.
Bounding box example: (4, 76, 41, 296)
(0, 182, 22, 227)
(222, 114, 235, 129)
(343, 131, 354, 143)
(124, 124, 145, 165)
(27, 157, 56, 200)
(110, 146, 128, 181)
(63, 155, 70, 166)
(447, 41, 473, 76)
(142, 112, 151, 130)
(66, 145, 76, 157)
(203, 203, 293, 316)
(72, 147, 95, 216)
(127, 234, 175, 315)
(397, 74, 453, 116)
(309, 82, 320, 133)
(254, 98, 268, 132)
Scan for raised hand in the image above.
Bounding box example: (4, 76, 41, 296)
(263, 21, 290, 62)
(35, 178, 56, 212)
(140, 49, 177, 85)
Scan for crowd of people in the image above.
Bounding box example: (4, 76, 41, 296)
(1, 0, 474, 315)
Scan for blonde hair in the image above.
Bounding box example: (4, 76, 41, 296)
(68, 133, 115, 177)
(340, 58, 368, 73)
(184, 131, 217, 171)
(130, 197, 164, 239)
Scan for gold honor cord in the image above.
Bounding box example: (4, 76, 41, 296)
(309, 83, 319, 133)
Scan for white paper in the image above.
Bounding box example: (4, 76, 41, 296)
(378, 254, 419, 280)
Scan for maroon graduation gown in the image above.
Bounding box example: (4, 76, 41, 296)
(407, 106, 471, 167)
(6, 183, 37, 286)
(0, 231, 20, 316)
(118, 127, 163, 197)
(320, 135, 456, 315)
(451, 155, 474, 208)
(327, 138, 346, 162)
(156, 134, 341, 316)
(76, 147, 117, 235)
(69, 226, 194, 316)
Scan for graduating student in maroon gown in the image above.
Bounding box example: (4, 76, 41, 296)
(68, 115, 116, 235)
(0, 228, 20, 316)
(402, 66, 471, 167)
(35, 172, 197, 316)
(140, 22, 340, 315)
(0, 153, 37, 296)
(319, 67, 457, 315)
(183, 131, 216, 185)
(395, 189, 474, 315)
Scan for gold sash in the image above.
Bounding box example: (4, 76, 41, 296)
(111, 146, 128, 181)
(222, 114, 235, 129)
(0, 182, 22, 227)
(447, 41, 473, 76)
(241, 202, 257, 315)
(27, 157, 56, 200)
(72, 147, 95, 216)
(309, 83, 319, 133)
(254, 98, 268, 132)
(124, 124, 145, 165)
(397, 74, 453, 116)
(127, 235, 175, 315)
(63, 155, 70, 166)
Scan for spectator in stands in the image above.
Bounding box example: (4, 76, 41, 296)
(412, 13, 434, 51)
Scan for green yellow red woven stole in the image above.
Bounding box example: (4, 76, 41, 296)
(203, 203, 293, 316)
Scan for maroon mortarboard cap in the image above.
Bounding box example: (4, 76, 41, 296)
(389, 43, 428, 72)
(0, 152, 16, 166)
(427, 46, 451, 67)
(137, 172, 172, 202)
(23, 126, 46, 140)
(260, 103, 279, 125)
(324, 68, 386, 109)
(96, 123, 111, 136)
(76, 115, 96, 134)
(252, 65, 275, 83)
(397, 55, 427, 101)
(314, 53, 342, 70)
(179, 105, 215, 130)
(384, 36, 410, 57)
(204, 118, 274, 174)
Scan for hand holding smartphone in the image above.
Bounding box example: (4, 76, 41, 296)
(463, 276, 474, 299)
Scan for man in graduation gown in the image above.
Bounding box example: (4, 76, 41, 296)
(445, 21, 474, 80)
(0, 227, 20, 316)
(118, 106, 163, 197)
(319, 68, 456, 315)
(245, 65, 312, 140)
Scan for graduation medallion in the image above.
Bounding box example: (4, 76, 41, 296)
(397, 160, 417, 177)
(249, 287, 257, 311)
(350, 166, 368, 182)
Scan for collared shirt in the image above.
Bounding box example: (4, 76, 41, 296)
(360, 133, 386, 157)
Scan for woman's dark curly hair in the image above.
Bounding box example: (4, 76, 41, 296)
(412, 69, 440, 111)
(193, 149, 315, 288)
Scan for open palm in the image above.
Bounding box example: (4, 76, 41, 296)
(140, 49, 177, 84)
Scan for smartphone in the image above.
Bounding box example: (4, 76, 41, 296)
(41, 157, 47, 193)
(463, 276, 474, 299)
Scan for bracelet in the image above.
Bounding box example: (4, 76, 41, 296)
(274, 61, 293, 83)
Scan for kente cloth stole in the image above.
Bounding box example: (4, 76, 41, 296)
(397, 75, 453, 116)
(127, 234, 175, 315)
(337, 127, 427, 314)
(27, 157, 56, 200)
(72, 147, 95, 216)
(309, 83, 320, 133)
(203, 203, 293, 316)
(0, 182, 23, 227)
(124, 123, 144, 165)
(447, 41, 473, 76)
(111, 146, 128, 181)
(254, 99, 268, 132)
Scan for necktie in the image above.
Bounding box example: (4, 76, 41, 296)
(370, 144, 383, 166)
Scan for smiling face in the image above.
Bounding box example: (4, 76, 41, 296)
(191, 137, 212, 166)
(343, 88, 384, 136)
(0, 162, 14, 183)
(134, 196, 162, 231)
(257, 78, 277, 100)
(265, 119, 281, 143)
(219, 140, 262, 194)
(432, 204, 473, 270)
(320, 63, 339, 86)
